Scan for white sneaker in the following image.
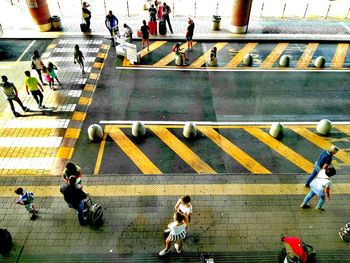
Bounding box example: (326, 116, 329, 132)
(159, 249, 169, 256)
(174, 243, 181, 254)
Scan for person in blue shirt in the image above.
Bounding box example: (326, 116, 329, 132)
(105, 10, 119, 46)
(15, 188, 38, 220)
(305, 145, 339, 187)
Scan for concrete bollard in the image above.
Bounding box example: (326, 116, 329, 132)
(314, 56, 326, 68)
(243, 53, 252, 66)
(183, 122, 197, 139)
(88, 124, 103, 142)
(269, 122, 284, 138)
(175, 55, 182, 66)
(208, 58, 217, 67)
(279, 55, 290, 67)
(132, 121, 146, 137)
(316, 119, 332, 136)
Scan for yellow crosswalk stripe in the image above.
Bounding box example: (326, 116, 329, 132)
(123, 41, 167, 66)
(260, 43, 289, 68)
(296, 43, 319, 69)
(153, 42, 197, 67)
(290, 127, 349, 165)
(244, 127, 314, 173)
(0, 147, 56, 158)
(331, 43, 349, 69)
(1, 183, 349, 197)
(224, 42, 258, 68)
(149, 126, 216, 174)
(107, 127, 162, 174)
(94, 132, 108, 176)
(198, 127, 271, 174)
(189, 42, 228, 68)
(335, 125, 350, 137)
(0, 128, 64, 137)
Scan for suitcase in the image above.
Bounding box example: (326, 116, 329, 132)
(80, 23, 89, 33)
(85, 198, 104, 228)
(148, 21, 157, 35)
(159, 20, 166, 35)
(0, 228, 12, 256)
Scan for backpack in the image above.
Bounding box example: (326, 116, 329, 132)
(0, 228, 13, 255)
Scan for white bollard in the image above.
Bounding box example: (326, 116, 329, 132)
(269, 122, 284, 138)
(88, 124, 103, 142)
(314, 56, 326, 68)
(132, 121, 146, 137)
(175, 55, 182, 66)
(243, 53, 252, 66)
(279, 55, 290, 67)
(183, 122, 197, 139)
(316, 119, 332, 136)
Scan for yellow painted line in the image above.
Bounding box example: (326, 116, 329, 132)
(260, 43, 289, 69)
(290, 127, 349, 165)
(78, 97, 91, 106)
(296, 43, 319, 69)
(153, 42, 197, 67)
(97, 53, 106, 59)
(198, 127, 271, 174)
(107, 126, 162, 174)
(335, 126, 350, 137)
(47, 44, 57, 49)
(123, 41, 168, 66)
(94, 132, 108, 176)
(89, 73, 99, 80)
(0, 169, 49, 176)
(244, 127, 314, 173)
(331, 43, 349, 69)
(189, 42, 228, 68)
(0, 147, 56, 158)
(225, 42, 258, 68)
(72, 111, 86, 121)
(149, 126, 216, 174)
(56, 147, 74, 159)
(64, 128, 81, 139)
(83, 84, 95, 92)
(1, 183, 350, 197)
(93, 62, 103, 69)
(101, 44, 110, 50)
(0, 128, 64, 137)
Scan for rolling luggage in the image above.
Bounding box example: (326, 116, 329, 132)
(80, 23, 89, 33)
(148, 21, 157, 35)
(159, 20, 166, 35)
(0, 228, 12, 256)
(85, 198, 104, 228)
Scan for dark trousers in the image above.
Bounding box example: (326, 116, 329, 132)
(8, 96, 26, 114)
(84, 17, 91, 30)
(163, 15, 173, 33)
(35, 69, 44, 84)
(68, 200, 85, 225)
(30, 90, 43, 107)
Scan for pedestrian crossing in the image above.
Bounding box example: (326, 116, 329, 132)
(119, 41, 350, 70)
(0, 38, 109, 176)
(93, 124, 350, 175)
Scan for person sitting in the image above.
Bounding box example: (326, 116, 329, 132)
(208, 46, 217, 66)
(172, 43, 188, 65)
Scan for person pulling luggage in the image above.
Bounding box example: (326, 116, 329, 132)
(105, 10, 119, 46)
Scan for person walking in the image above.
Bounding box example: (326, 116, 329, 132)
(47, 62, 62, 87)
(186, 18, 195, 51)
(159, 212, 189, 256)
(140, 20, 150, 51)
(60, 176, 88, 226)
(305, 145, 339, 187)
(62, 162, 83, 186)
(162, 2, 173, 34)
(15, 187, 38, 220)
(42, 65, 54, 90)
(300, 167, 336, 211)
(175, 195, 192, 221)
(105, 10, 119, 46)
(24, 70, 45, 109)
(82, 1, 92, 32)
(1, 75, 29, 117)
(74, 45, 85, 74)
(31, 50, 46, 85)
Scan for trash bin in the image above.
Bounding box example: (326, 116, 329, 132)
(51, 15, 62, 30)
(212, 15, 221, 31)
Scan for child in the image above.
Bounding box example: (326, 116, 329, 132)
(15, 187, 38, 220)
(74, 45, 85, 74)
(47, 62, 62, 87)
(175, 195, 192, 221)
(42, 66, 54, 90)
(172, 43, 188, 65)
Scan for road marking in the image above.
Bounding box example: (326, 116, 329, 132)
(153, 42, 197, 67)
(2, 119, 69, 129)
(123, 41, 167, 66)
(0, 158, 55, 169)
(14, 40, 36, 66)
(224, 42, 258, 68)
(149, 126, 216, 174)
(94, 132, 108, 176)
(244, 127, 314, 173)
(260, 43, 289, 68)
(198, 127, 271, 174)
(189, 42, 228, 68)
(1, 183, 350, 197)
(107, 126, 162, 174)
(0, 147, 56, 158)
(331, 43, 349, 69)
(290, 127, 350, 165)
(0, 128, 64, 137)
(64, 128, 81, 139)
(0, 137, 62, 147)
(296, 43, 319, 69)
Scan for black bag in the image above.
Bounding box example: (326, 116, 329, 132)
(159, 20, 166, 35)
(85, 198, 103, 227)
(0, 228, 13, 256)
(80, 23, 89, 33)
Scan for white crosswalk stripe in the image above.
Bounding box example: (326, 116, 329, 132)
(0, 137, 63, 147)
